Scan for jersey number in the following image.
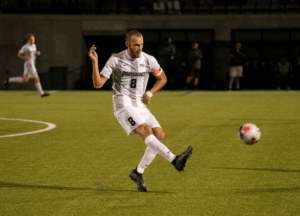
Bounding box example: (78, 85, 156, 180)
(130, 79, 137, 88)
(128, 117, 136, 126)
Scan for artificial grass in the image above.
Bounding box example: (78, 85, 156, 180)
(0, 90, 299, 215)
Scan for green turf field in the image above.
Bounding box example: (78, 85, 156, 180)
(0, 90, 300, 216)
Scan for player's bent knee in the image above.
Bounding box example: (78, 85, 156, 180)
(135, 123, 153, 139)
(22, 78, 29, 83)
(33, 77, 40, 83)
(153, 128, 165, 142)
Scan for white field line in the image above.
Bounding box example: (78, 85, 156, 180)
(47, 90, 60, 94)
(0, 118, 56, 138)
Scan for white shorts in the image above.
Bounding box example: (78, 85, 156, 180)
(114, 107, 161, 136)
(230, 66, 243, 77)
(24, 63, 38, 78)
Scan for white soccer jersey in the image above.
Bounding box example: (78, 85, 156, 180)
(19, 43, 37, 67)
(100, 50, 162, 112)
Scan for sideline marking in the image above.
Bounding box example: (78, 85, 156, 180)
(0, 118, 56, 138)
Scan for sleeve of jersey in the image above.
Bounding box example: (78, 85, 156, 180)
(19, 45, 27, 54)
(152, 67, 163, 77)
(150, 56, 162, 77)
(100, 57, 114, 79)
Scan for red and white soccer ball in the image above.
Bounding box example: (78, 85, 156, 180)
(238, 123, 261, 145)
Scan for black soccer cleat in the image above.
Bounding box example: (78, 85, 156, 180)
(172, 146, 193, 171)
(129, 168, 148, 192)
(41, 93, 50, 98)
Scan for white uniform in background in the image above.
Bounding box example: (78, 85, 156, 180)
(19, 43, 38, 78)
(100, 50, 163, 136)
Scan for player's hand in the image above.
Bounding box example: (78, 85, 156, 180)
(37, 51, 41, 55)
(143, 94, 150, 105)
(24, 57, 31, 61)
(89, 45, 98, 63)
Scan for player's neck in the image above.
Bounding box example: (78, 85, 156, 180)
(236, 49, 240, 53)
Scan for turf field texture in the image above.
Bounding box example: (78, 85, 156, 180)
(0, 90, 299, 216)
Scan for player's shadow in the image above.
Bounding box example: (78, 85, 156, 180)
(0, 181, 173, 194)
(211, 167, 300, 173)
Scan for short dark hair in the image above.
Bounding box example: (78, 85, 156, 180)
(126, 30, 142, 41)
(25, 33, 34, 40)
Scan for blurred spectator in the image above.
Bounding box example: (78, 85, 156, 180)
(48, 0, 66, 14)
(18, 0, 35, 13)
(186, 42, 203, 90)
(167, 0, 181, 14)
(67, 0, 80, 14)
(275, 56, 293, 90)
(228, 42, 245, 90)
(153, 0, 166, 14)
(159, 37, 176, 89)
(36, 0, 48, 14)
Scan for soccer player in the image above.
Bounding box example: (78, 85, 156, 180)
(88, 30, 193, 192)
(186, 42, 203, 90)
(228, 42, 245, 91)
(4, 33, 49, 97)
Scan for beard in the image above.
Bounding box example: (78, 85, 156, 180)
(129, 47, 141, 58)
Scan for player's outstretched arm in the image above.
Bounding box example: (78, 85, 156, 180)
(143, 71, 167, 105)
(88, 45, 107, 88)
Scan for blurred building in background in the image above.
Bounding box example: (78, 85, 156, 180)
(1, 0, 300, 90)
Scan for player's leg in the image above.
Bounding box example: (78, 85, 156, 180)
(136, 127, 164, 174)
(186, 76, 193, 85)
(33, 76, 49, 97)
(236, 77, 240, 90)
(4, 75, 27, 84)
(135, 123, 193, 171)
(236, 66, 242, 90)
(229, 67, 236, 90)
(193, 69, 200, 89)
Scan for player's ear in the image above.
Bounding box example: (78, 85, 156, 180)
(125, 41, 129, 48)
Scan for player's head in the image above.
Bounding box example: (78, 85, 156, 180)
(235, 42, 241, 50)
(126, 30, 143, 58)
(25, 33, 35, 44)
(192, 42, 198, 50)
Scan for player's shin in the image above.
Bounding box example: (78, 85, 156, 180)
(137, 146, 157, 174)
(34, 82, 44, 95)
(144, 134, 176, 162)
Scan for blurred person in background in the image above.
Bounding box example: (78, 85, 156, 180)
(159, 37, 176, 89)
(275, 56, 293, 90)
(153, 0, 166, 14)
(4, 33, 49, 97)
(186, 42, 203, 90)
(228, 42, 245, 91)
(167, 0, 181, 14)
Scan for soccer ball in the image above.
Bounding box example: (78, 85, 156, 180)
(238, 123, 261, 145)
